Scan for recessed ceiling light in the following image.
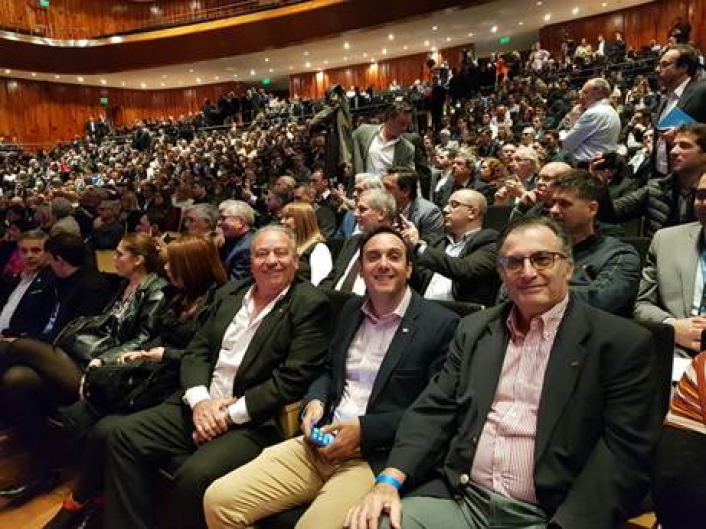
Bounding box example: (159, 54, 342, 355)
(518, 21, 524, 26)
(214, 76, 219, 80)
(363, 52, 368, 57)
(4, 69, 10, 74)
(491, 25, 498, 33)
(468, 32, 474, 37)
(572, 7, 579, 14)
(160, 83, 165, 87)
(54, 75, 60, 79)
(100, 79, 107, 84)
(601, 1, 608, 5)
(303, 51, 309, 56)
(343, 56, 348, 61)
(305, 61, 311, 68)
(382, 48, 387, 55)
(370, 58, 376, 63)
(446, 37, 452, 42)
(289, 65, 294, 70)
(109, 36, 123, 43)
(424, 40, 430, 46)
(269, 68, 274, 73)
(388, 34, 395, 41)
(403, 45, 408, 50)
(161, 74, 168, 78)
(250, 69, 255, 76)
(537, 0, 543, 5)
(344, 42, 350, 49)
(31, 72, 37, 77)
(432, 26, 438, 31)
(121, 81, 125, 86)
(264, 57, 269, 62)
(431, 46, 437, 52)
(544, 13, 551, 21)
(189, 69, 194, 73)
(77, 76, 84, 82)
(140, 82, 147, 89)
(196, 77, 202, 83)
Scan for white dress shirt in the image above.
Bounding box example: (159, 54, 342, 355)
(366, 127, 400, 175)
(184, 286, 289, 424)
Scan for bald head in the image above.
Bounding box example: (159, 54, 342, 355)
(444, 189, 486, 236)
(539, 161, 572, 180)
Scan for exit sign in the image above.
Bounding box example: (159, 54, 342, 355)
(499, 36, 511, 45)
(100, 97, 109, 105)
(39, 0, 50, 7)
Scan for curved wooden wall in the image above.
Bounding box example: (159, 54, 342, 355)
(289, 44, 472, 100)
(0, 0, 297, 39)
(539, 0, 706, 57)
(0, 78, 244, 147)
(0, 0, 476, 74)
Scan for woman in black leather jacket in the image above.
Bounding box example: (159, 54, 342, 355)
(45, 235, 229, 527)
(0, 232, 168, 503)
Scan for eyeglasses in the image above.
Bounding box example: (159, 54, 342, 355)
(497, 251, 567, 273)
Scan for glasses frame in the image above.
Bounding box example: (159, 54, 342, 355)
(497, 251, 567, 273)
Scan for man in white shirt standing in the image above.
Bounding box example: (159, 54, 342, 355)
(560, 78, 621, 165)
(352, 101, 416, 176)
(102, 225, 332, 529)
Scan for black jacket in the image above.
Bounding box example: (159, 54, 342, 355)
(570, 233, 641, 318)
(598, 174, 693, 238)
(412, 229, 500, 307)
(43, 266, 115, 341)
(0, 266, 56, 338)
(95, 273, 169, 363)
(303, 292, 459, 473)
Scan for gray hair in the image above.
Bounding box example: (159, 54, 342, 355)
(588, 77, 612, 98)
(253, 224, 297, 254)
(355, 173, 384, 191)
(359, 189, 397, 223)
(51, 197, 73, 219)
(219, 199, 255, 226)
(187, 203, 219, 230)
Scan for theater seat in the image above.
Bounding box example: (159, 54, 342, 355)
(94, 249, 117, 274)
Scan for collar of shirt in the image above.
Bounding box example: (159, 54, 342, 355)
(376, 125, 401, 148)
(447, 226, 481, 247)
(671, 76, 691, 100)
(20, 270, 38, 282)
(586, 98, 611, 111)
(361, 286, 412, 325)
(506, 293, 570, 343)
(242, 284, 291, 323)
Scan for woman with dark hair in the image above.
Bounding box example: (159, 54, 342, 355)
(45, 235, 228, 528)
(0, 233, 168, 504)
(280, 202, 332, 286)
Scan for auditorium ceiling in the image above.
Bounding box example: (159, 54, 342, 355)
(0, 0, 654, 90)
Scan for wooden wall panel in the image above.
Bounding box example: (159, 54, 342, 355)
(289, 45, 473, 100)
(0, 0, 291, 39)
(539, 0, 706, 55)
(0, 78, 245, 147)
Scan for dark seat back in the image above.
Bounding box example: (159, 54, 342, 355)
(621, 237, 651, 269)
(484, 205, 513, 232)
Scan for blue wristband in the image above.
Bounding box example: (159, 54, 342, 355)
(376, 474, 402, 489)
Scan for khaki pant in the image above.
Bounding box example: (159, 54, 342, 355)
(203, 436, 375, 529)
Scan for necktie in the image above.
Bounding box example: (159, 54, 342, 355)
(339, 258, 360, 293)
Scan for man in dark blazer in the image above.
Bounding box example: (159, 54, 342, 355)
(346, 217, 660, 529)
(405, 189, 500, 307)
(0, 230, 55, 338)
(352, 101, 416, 176)
(102, 226, 332, 529)
(653, 44, 706, 176)
(435, 152, 476, 209)
(203, 227, 459, 528)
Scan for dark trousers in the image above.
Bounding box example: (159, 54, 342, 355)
(653, 425, 706, 529)
(104, 399, 279, 529)
(0, 339, 82, 479)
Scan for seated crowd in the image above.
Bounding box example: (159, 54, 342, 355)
(0, 37, 704, 529)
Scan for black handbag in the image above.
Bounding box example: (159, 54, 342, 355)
(54, 314, 117, 363)
(83, 361, 179, 416)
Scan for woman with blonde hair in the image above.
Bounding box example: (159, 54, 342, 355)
(280, 202, 332, 286)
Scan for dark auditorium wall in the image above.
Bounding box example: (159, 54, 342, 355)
(0, 78, 245, 147)
(289, 44, 472, 100)
(539, 0, 706, 56)
(0, 0, 277, 38)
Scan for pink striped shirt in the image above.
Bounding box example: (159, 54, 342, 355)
(470, 295, 569, 503)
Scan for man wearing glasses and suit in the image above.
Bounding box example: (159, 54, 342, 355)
(346, 217, 660, 529)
